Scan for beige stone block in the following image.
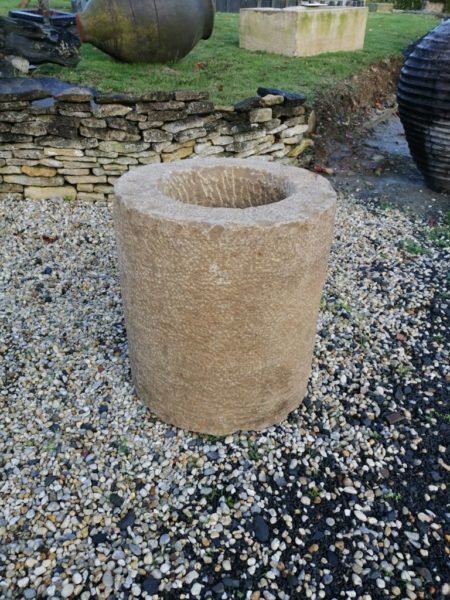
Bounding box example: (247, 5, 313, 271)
(86, 149, 119, 158)
(77, 184, 94, 192)
(284, 116, 306, 127)
(77, 192, 107, 201)
(65, 175, 107, 184)
(113, 158, 336, 434)
(240, 7, 369, 57)
(138, 155, 162, 165)
(260, 94, 284, 107)
(288, 138, 314, 158)
(0, 192, 22, 200)
(93, 104, 132, 118)
(44, 148, 84, 157)
(234, 129, 267, 143)
(99, 156, 138, 165)
(24, 186, 77, 200)
(163, 115, 216, 134)
(174, 128, 207, 143)
(1, 183, 23, 193)
(249, 108, 272, 123)
(307, 110, 317, 134)
(62, 161, 98, 169)
(4, 175, 64, 186)
(94, 184, 115, 194)
(283, 136, 303, 145)
(0, 166, 21, 174)
(21, 166, 57, 177)
(212, 135, 234, 146)
(59, 169, 91, 176)
(40, 158, 63, 168)
(161, 146, 194, 162)
(98, 141, 150, 154)
(81, 118, 108, 128)
(194, 144, 225, 157)
(280, 124, 308, 139)
(12, 148, 43, 160)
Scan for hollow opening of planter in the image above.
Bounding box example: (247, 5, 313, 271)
(162, 165, 290, 209)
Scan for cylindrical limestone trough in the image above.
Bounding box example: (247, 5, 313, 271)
(114, 158, 336, 434)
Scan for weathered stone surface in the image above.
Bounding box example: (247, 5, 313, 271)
(21, 165, 56, 177)
(65, 175, 107, 184)
(81, 118, 107, 128)
(77, 184, 94, 192)
(142, 129, 173, 143)
(240, 7, 369, 57)
(1, 183, 23, 192)
(11, 121, 48, 136)
(56, 88, 93, 103)
(174, 90, 209, 101)
(0, 101, 29, 111)
(113, 158, 336, 434)
(194, 144, 224, 156)
(99, 156, 138, 165)
(162, 115, 212, 134)
(272, 105, 306, 118)
(80, 126, 141, 142)
(260, 94, 284, 107)
(59, 168, 91, 176)
(12, 149, 42, 159)
(0, 166, 21, 174)
(234, 129, 267, 143)
(4, 175, 64, 186)
(138, 120, 164, 130)
(288, 138, 314, 158)
(249, 108, 272, 123)
(137, 155, 162, 165)
(98, 141, 150, 154)
(40, 136, 98, 149)
(161, 146, 194, 162)
(24, 185, 77, 200)
(282, 135, 303, 145)
(174, 127, 207, 143)
(153, 141, 195, 154)
(77, 192, 106, 201)
(0, 111, 30, 122)
(280, 124, 308, 138)
(103, 119, 137, 134)
(93, 104, 132, 118)
(44, 148, 84, 157)
(186, 101, 215, 115)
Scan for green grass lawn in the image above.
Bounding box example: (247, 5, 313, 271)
(1, 0, 438, 103)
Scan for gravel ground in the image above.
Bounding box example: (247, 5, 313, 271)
(0, 193, 449, 600)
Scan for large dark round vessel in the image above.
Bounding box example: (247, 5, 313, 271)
(397, 19, 450, 193)
(76, 0, 215, 64)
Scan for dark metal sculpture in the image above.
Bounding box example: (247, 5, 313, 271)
(397, 19, 450, 193)
(76, 0, 215, 64)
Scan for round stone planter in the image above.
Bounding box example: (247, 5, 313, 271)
(114, 158, 336, 434)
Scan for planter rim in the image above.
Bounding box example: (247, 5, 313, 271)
(114, 158, 336, 227)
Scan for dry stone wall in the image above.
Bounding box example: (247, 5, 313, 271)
(0, 86, 314, 201)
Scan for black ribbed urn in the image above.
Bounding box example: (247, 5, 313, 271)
(397, 19, 450, 193)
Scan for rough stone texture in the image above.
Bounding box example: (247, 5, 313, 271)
(240, 7, 369, 57)
(114, 158, 336, 434)
(0, 86, 317, 201)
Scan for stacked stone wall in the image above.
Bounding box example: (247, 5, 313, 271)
(0, 86, 314, 201)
